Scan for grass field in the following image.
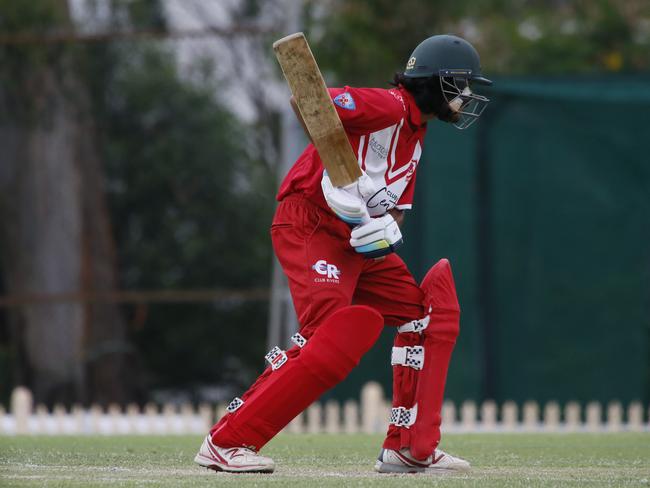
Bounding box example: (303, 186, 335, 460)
(1, 433, 649, 487)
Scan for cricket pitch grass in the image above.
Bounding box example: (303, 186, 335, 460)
(1, 433, 648, 487)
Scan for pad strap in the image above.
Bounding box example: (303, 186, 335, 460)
(265, 346, 288, 370)
(226, 397, 244, 413)
(231, 336, 302, 416)
(397, 316, 430, 334)
(389, 404, 418, 428)
(290, 332, 307, 348)
(391, 346, 425, 370)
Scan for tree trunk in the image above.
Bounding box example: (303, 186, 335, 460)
(76, 94, 138, 405)
(0, 67, 85, 405)
(0, 2, 137, 405)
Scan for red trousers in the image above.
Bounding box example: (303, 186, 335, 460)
(271, 195, 425, 339)
(212, 194, 454, 452)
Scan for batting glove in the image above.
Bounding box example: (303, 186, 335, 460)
(350, 214, 403, 258)
(321, 170, 376, 225)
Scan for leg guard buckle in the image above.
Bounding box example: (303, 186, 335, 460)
(265, 346, 288, 370)
(227, 397, 244, 413)
(391, 346, 425, 370)
(389, 404, 418, 428)
(397, 316, 430, 334)
(290, 332, 307, 348)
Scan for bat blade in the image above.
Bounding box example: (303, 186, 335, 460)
(273, 32, 362, 187)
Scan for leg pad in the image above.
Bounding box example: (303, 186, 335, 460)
(383, 259, 461, 460)
(410, 259, 460, 459)
(212, 305, 383, 450)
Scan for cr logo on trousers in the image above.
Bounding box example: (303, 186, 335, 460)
(312, 259, 341, 280)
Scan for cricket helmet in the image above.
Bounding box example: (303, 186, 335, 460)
(404, 34, 492, 129)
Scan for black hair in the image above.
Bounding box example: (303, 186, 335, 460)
(391, 72, 459, 123)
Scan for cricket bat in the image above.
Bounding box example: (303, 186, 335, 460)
(273, 32, 362, 187)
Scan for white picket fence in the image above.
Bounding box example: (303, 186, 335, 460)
(1, 383, 648, 435)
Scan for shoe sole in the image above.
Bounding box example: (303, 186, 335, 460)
(374, 460, 424, 474)
(194, 453, 275, 473)
(374, 460, 468, 474)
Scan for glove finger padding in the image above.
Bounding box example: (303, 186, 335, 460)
(321, 171, 371, 225)
(350, 214, 403, 258)
(355, 172, 377, 200)
(349, 228, 386, 247)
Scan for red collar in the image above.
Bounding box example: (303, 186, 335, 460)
(398, 85, 425, 129)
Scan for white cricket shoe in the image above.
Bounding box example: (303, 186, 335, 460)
(374, 447, 470, 474)
(194, 435, 275, 473)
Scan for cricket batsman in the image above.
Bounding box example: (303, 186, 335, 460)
(194, 34, 492, 474)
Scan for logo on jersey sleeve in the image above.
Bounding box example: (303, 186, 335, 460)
(333, 92, 356, 110)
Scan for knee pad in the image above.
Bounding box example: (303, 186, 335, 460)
(212, 305, 383, 450)
(420, 258, 460, 340)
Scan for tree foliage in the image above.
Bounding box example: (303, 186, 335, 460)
(309, 0, 650, 86)
(0, 0, 276, 403)
(79, 3, 276, 396)
(0, 0, 71, 122)
(97, 45, 275, 394)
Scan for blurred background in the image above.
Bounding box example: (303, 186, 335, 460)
(0, 0, 648, 412)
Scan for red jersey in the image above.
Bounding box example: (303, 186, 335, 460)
(277, 85, 427, 217)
